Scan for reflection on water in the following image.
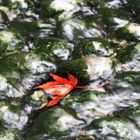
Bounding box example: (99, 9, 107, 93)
(0, 0, 140, 140)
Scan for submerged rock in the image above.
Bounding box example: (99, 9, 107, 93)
(59, 55, 115, 85)
(40, 0, 83, 20)
(34, 37, 71, 61)
(0, 0, 140, 140)
(0, 128, 22, 140)
(57, 19, 103, 41)
(25, 107, 85, 140)
(72, 39, 114, 59)
(25, 71, 140, 140)
(0, 30, 25, 57)
(0, 101, 28, 131)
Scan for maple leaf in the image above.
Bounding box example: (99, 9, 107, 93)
(34, 72, 109, 108)
(34, 72, 78, 108)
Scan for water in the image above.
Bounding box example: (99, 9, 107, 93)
(0, 0, 140, 140)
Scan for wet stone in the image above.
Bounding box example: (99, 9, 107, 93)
(59, 55, 115, 84)
(127, 23, 140, 40)
(40, 0, 84, 20)
(0, 0, 140, 140)
(0, 101, 28, 131)
(57, 19, 103, 41)
(0, 72, 27, 98)
(0, 30, 25, 57)
(9, 21, 40, 37)
(34, 37, 71, 61)
(72, 39, 114, 59)
(25, 107, 85, 140)
(0, 128, 22, 140)
(0, 50, 57, 95)
(84, 111, 140, 140)
(117, 43, 140, 71)
(24, 90, 49, 110)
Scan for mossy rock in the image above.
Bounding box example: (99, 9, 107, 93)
(59, 55, 115, 84)
(34, 37, 70, 61)
(116, 42, 140, 63)
(1, 0, 33, 11)
(23, 90, 49, 110)
(9, 21, 39, 36)
(0, 100, 28, 130)
(40, 0, 83, 20)
(40, 0, 63, 19)
(62, 89, 104, 107)
(57, 18, 102, 42)
(114, 26, 138, 42)
(72, 39, 113, 59)
(0, 128, 22, 140)
(0, 30, 25, 56)
(86, 103, 140, 140)
(25, 107, 84, 140)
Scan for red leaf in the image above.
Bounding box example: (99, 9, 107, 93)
(34, 72, 79, 108)
(34, 72, 109, 108)
(46, 96, 64, 107)
(67, 72, 78, 87)
(50, 73, 71, 85)
(34, 81, 59, 89)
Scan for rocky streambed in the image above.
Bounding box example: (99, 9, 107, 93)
(0, 0, 140, 140)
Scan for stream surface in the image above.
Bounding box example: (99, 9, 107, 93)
(0, 0, 140, 140)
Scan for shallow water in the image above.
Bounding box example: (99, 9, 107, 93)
(0, 0, 140, 140)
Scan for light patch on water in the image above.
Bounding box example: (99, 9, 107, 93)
(38, 22, 54, 29)
(53, 48, 70, 60)
(50, 0, 78, 11)
(126, 122, 140, 139)
(30, 61, 56, 74)
(101, 120, 128, 138)
(26, 53, 56, 74)
(81, 6, 95, 16)
(11, 0, 28, 9)
(63, 19, 85, 40)
(0, 75, 8, 90)
(120, 51, 140, 72)
(21, 74, 47, 90)
(0, 6, 17, 20)
(59, 8, 80, 20)
(127, 23, 140, 38)
(105, 0, 123, 9)
(0, 132, 17, 140)
(94, 119, 140, 139)
(92, 41, 113, 56)
(0, 106, 9, 113)
(24, 104, 33, 114)
(31, 90, 45, 101)
(38, 21, 55, 37)
(134, 117, 140, 127)
(56, 114, 84, 131)
(0, 30, 22, 51)
(25, 11, 39, 19)
(84, 28, 102, 38)
(113, 17, 129, 28)
(86, 56, 113, 80)
(71, 90, 140, 125)
(113, 81, 131, 88)
(3, 110, 28, 130)
(64, 21, 101, 40)
(0, 24, 7, 30)
(0, 75, 25, 98)
(92, 41, 102, 50)
(0, 31, 15, 43)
